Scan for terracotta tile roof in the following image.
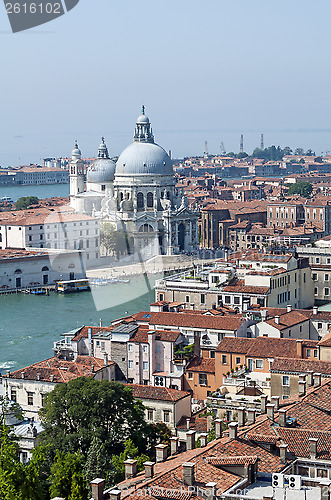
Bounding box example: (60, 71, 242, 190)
(71, 325, 113, 341)
(149, 312, 245, 332)
(271, 357, 331, 376)
(176, 416, 208, 433)
(216, 337, 254, 354)
(205, 455, 258, 466)
(129, 328, 181, 343)
(8, 356, 114, 383)
(318, 330, 331, 346)
(223, 280, 269, 295)
(128, 384, 190, 402)
(265, 311, 310, 330)
(186, 357, 215, 374)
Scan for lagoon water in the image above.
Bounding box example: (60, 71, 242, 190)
(0, 275, 156, 372)
(0, 183, 69, 202)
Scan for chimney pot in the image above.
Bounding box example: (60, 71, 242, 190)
(183, 462, 195, 486)
(279, 443, 288, 464)
(99, 319, 102, 327)
(109, 489, 121, 500)
(229, 422, 238, 440)
(271, 396, 280, 411)
(299, 380, 306, 396)
(313, 306, 318, 315)
(124, 459, 137, 479)
(214, 419, 223, 439)
(246, 409, 256, 425)
(199, 433, 208, 447)
(261, 394, 268, 413)
(186, 430, 196, 451)
(21, 372, 25, 379)
(143, 461, 155, 479)
(37, 373, 40, 381)
(287, 304, 292, 313)
(307, 370, 314, 386)
(313, 372, 322, 387)
(170, 436, 179, 456)
(50, 374, 54, 382)
(186, 417, 191, 430)
(266, 404, 275, 421)
(275, 315, 280, 324)
(309, 438, 318, 460)
(237, 407, 245, 427)
(278, 409, 287, 427)
(155, 443, 168, 462)
(90, 478, 105, 500)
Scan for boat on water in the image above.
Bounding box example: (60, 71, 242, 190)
(56, 279, 90, 293)
(30, 289, 46, 295)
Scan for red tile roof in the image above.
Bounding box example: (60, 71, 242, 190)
(149, 312, 245, 331)
(186, 357, 215, 374)
(128, 384, 190, 402)
(271, 357, 331, 376)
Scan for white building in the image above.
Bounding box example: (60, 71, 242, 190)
(70, 109, 199, 257)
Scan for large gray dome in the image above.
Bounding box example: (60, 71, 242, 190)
(87, 158, 116, 183)
(115, 142, 173, 176)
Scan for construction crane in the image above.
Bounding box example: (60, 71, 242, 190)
(240, 134, 244, 153)
(220, 141, 226, 155)
(260, 133, 264, 150)
(204, 141, 209, 158)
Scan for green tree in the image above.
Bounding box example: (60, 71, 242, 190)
(39, 378, 151, 458)
(49, 451, 88, 500)
(84, 437, 117, 488)
(111, 439, 149, 482)
(0, 426, 24, 500)
(15, 196, 39, 210)
(294, 147, 305, 155)
(287, 181, 313, 198)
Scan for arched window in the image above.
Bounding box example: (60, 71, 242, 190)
(120, 192, 124, 201)
(78, 240, 84, 250)
(139, 224, 154, 233)
(14, 269, 22, 274)
(42, 266, 49, 272)
(147, 192, 154, 208)
(137, 192, 144, 209)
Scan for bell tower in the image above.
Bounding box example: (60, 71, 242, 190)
(69, 141, 85, 197)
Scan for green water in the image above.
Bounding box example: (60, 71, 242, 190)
(0, 275, 156, 372)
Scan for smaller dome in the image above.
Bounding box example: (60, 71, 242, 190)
(87, 158, 116, 183)
(137, 114, 150, 124)
(72, 141, 81, 159)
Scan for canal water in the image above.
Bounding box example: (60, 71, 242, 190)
(0, 274, 156, 372)
(0, 183, 69, 202)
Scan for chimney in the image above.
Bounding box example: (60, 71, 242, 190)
(279, 443, 288, 464)
(214, 419, 223, 439)
(143, 461, 155, 479)
(6, 370, 10, 378)
(271, 396, 280, 411)
(287, 304, 292, 313)
(299, 380, 306, 397)
(266, 404, 275, 421)
(88, 327, 93, 357)
(278, 409, 287, 427)
(313, 372, 321, 387)
(155, 443, 168, 462)
(186, 430, 196, 451)
(237, 407, 245, 427)
(307, 370, 314, 386)
(313, 306, 318, 315)
(183, 462, 195, 486)
(246, 409, 256, 425)
(99, 319, 102, 327)
(309, 438, 318, 460)
(199, 433, 208, 447)
(91, 365, 94, 374)
(296, 340, 303, 358)
(90, 479, 105, 500)
(124, 459, 137, 479)
(21, 372, 25, 379)
(207, 415, 213, 432)
(109, 490, 121, 500)
(275, 316, 280, 325)
(103, 353, 108, 366)
(50, 375, 54, 382)
(261, 394, 268, 413)
(206, 482, 217, 499)
(170, 436, 179, 456)
(37, 373, 40, 381)
(193, 332, 200, 356)
(229, 422, 238, 440)
(186, 417, 191, 430)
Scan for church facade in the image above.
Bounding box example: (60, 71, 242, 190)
(69, 109, 199, 256)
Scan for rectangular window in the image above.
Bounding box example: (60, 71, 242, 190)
(159, 293, 164, 301)
(128, 344, 133, 352)
(303, 273, 306, 283)
(316, 257, 320, 264)
(282, 376, 290, 386)
(222, 355, 227, 365)
(307, 349, 311, 357)
(27, 392, 34, 406)
(143, 361, 148, 371)
(325, 274, 329, 281)
(147, 410, 153, 421)
(188, 372, 193, 380)
(314, 349, 318, 358)
(325, 288, 330, 296)
(186, 295, 190, 303)
(236, 357, 241, 365)
(318, 322, 322, 329)
(234, 297, 240, 304)
(255, 359, 263, 369)
(128, 360, 133, 369)
(200, 294, 206, 304)
(312, 273, 318, 281)
(315, 287, 318, 295)
(210, 350, 215, 358)
(224, 295, 231, 304)
(163, 411, 170, 423)
(143, 345, 148, 353)
(199, 373, 207, 385)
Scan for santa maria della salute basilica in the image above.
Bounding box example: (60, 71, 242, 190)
(69, 108, 199, 256)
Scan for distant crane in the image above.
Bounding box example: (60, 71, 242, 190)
(204, 140, 209, 158)
(220, 141, 226, 155)
(260, 133, 264, 150)
(240, 134, 244, 153)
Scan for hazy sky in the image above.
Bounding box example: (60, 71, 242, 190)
(1, 0, 331, 165)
